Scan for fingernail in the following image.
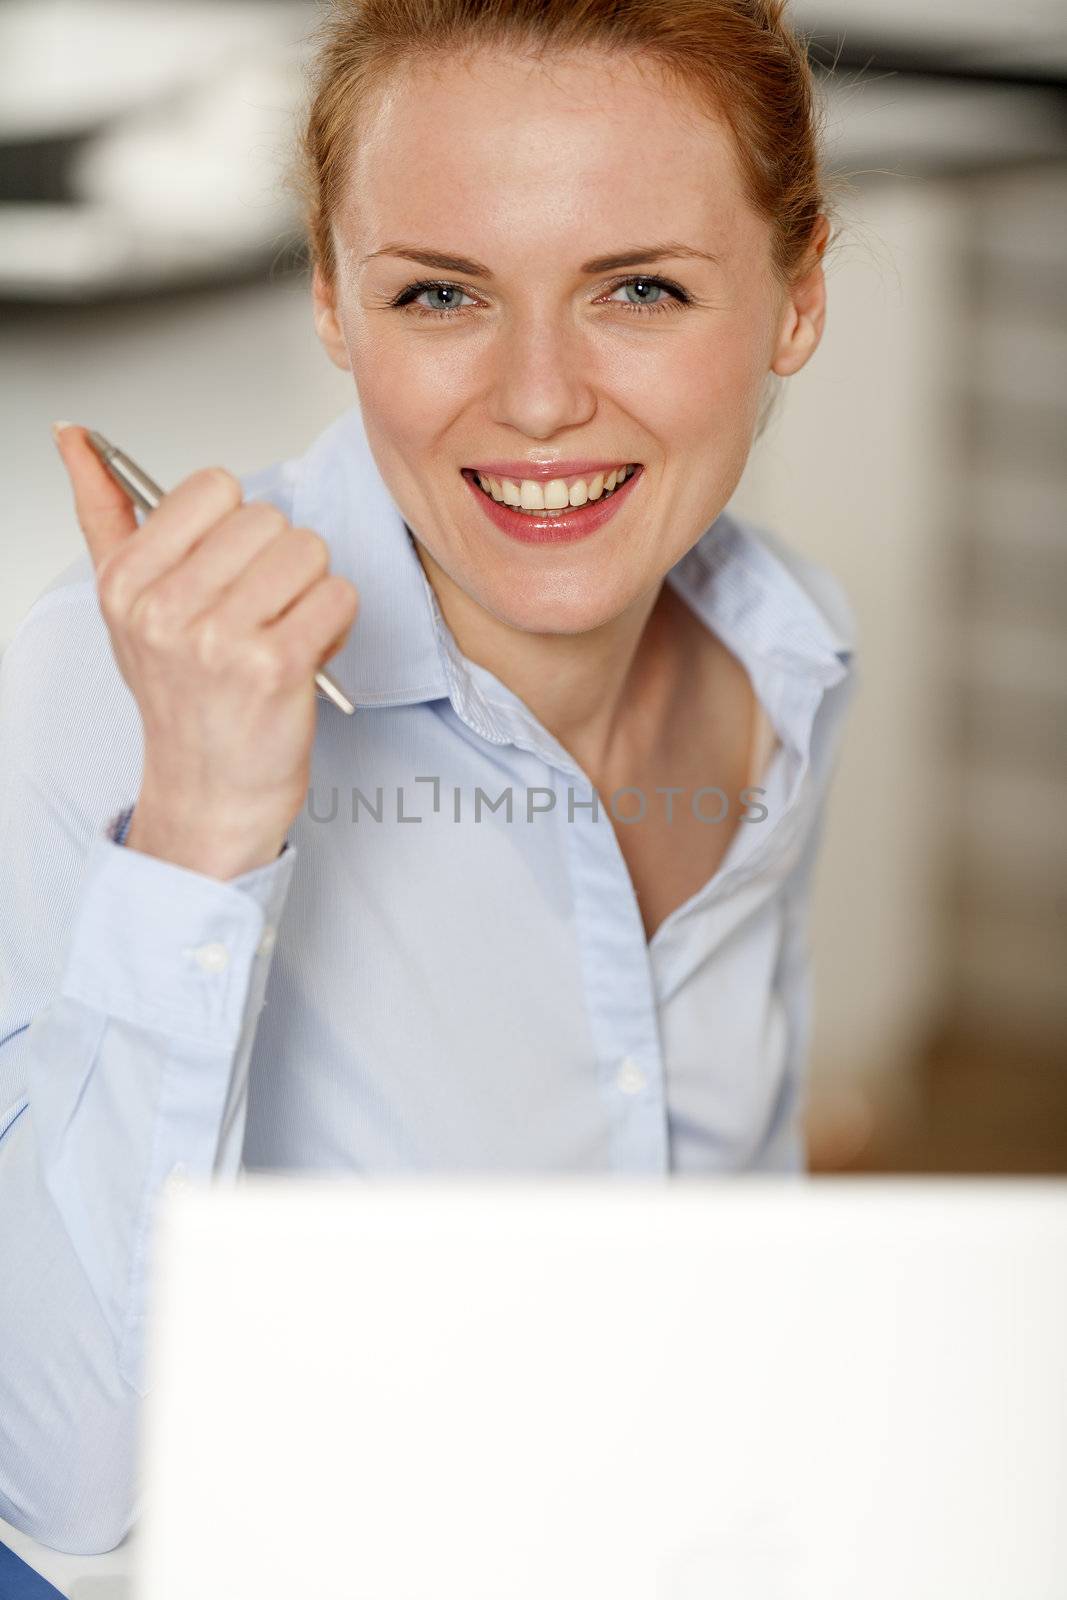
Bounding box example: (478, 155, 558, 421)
(51, 420, 74, 447)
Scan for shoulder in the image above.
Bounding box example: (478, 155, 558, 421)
(3, 556, 114, 697)
(238, 454, 300, 518)
(0, 565, 142, 832)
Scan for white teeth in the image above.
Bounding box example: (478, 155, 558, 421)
(473, 464, 635, 513)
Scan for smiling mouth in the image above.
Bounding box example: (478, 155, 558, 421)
(461, 464, 641, 516)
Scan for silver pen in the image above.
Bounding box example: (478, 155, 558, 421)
(85, 430, 356, 716)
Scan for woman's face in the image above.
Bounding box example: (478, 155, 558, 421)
(314, 48, 824, 637)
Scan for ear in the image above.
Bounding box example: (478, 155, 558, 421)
(312, 262, 353, 373)
(769, 214, 830, 379)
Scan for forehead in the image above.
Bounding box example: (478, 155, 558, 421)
(341, 48, 755, 267)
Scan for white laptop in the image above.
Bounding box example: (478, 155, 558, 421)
(136, 1176, 1067, 1599)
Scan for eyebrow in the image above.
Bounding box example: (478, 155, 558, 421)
(359, 241, 722, 276)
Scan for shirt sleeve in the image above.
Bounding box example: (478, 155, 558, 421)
(0, 584, 298, 1553)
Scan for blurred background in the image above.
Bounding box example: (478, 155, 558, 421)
(2, 0, 1065, 1174)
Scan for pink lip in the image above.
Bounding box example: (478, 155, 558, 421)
(460, 465, 643, 546)
(464, 458, 638, 482)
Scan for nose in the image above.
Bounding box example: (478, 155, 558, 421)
(483, 310, 598, 441)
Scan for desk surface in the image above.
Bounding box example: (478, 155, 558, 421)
(0, 1512, 133, 1599)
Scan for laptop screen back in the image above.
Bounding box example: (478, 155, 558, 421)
(137, 1176, 1067, 1599)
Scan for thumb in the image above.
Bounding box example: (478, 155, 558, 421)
(52, 422, 139, 574)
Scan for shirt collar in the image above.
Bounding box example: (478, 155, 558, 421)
(665, 511, 855, 684)
(283, 403, 854, 735)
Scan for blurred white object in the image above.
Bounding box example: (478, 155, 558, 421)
(138, 1176, 1067, 1599)
(796, 0, 1067, 72)
(0, 0, 310, 296)
(0, 0, 309, 138)
(70, 57, 305, 251)
(734, 176, 968, 1102)
(819, 80, 1067, 171)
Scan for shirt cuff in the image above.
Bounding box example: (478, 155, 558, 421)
(60, 825, 297, 1048)
(106, 803, 288, 862)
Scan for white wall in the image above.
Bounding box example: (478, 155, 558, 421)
(734, 176, 968, 1097)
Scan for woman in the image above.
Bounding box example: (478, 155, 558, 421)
(0, 0, 857, 1554)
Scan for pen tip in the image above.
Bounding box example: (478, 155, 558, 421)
(87, 429, 113, 458)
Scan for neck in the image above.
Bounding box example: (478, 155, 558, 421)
(412, 540, 678, 781)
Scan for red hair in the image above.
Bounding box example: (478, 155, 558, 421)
(291, 0, 840, 286)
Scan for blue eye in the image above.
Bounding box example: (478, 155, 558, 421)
(389, 273, 691, 319)
(613, 279, 666, 306)
(605, 276, 688, 314)
(396, 282, 478, 315)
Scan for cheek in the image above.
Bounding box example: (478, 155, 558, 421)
(353, 363, 443, 465)
(604, 316, 770, 449)
(353, 335, 479, 459)
(671, 333, 765, 429)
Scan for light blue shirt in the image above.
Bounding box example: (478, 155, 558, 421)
(0, 404, 857, 1553)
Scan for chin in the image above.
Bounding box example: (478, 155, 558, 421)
(476, 574, 637, 638)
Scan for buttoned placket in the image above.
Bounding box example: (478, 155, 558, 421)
(543, 752, 669, 1173)
(437, 615, 672, 1175)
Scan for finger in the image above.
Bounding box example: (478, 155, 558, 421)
(52, 422, 139, 573)
(318, 614, 357, 669)
(207, 526, 331, 635)
(101, 466, 244, 598)
(125, 504, 290, 635)
(265, 574, 360, 677)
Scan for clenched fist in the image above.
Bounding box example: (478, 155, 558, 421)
(53, 424, 360, 880)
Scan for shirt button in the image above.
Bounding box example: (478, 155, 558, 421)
(192, 941, 230, 973)
(166, 1162, 190, 1192)
(615, 1056, 646, 1096)
(256, 924, 276, 957)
